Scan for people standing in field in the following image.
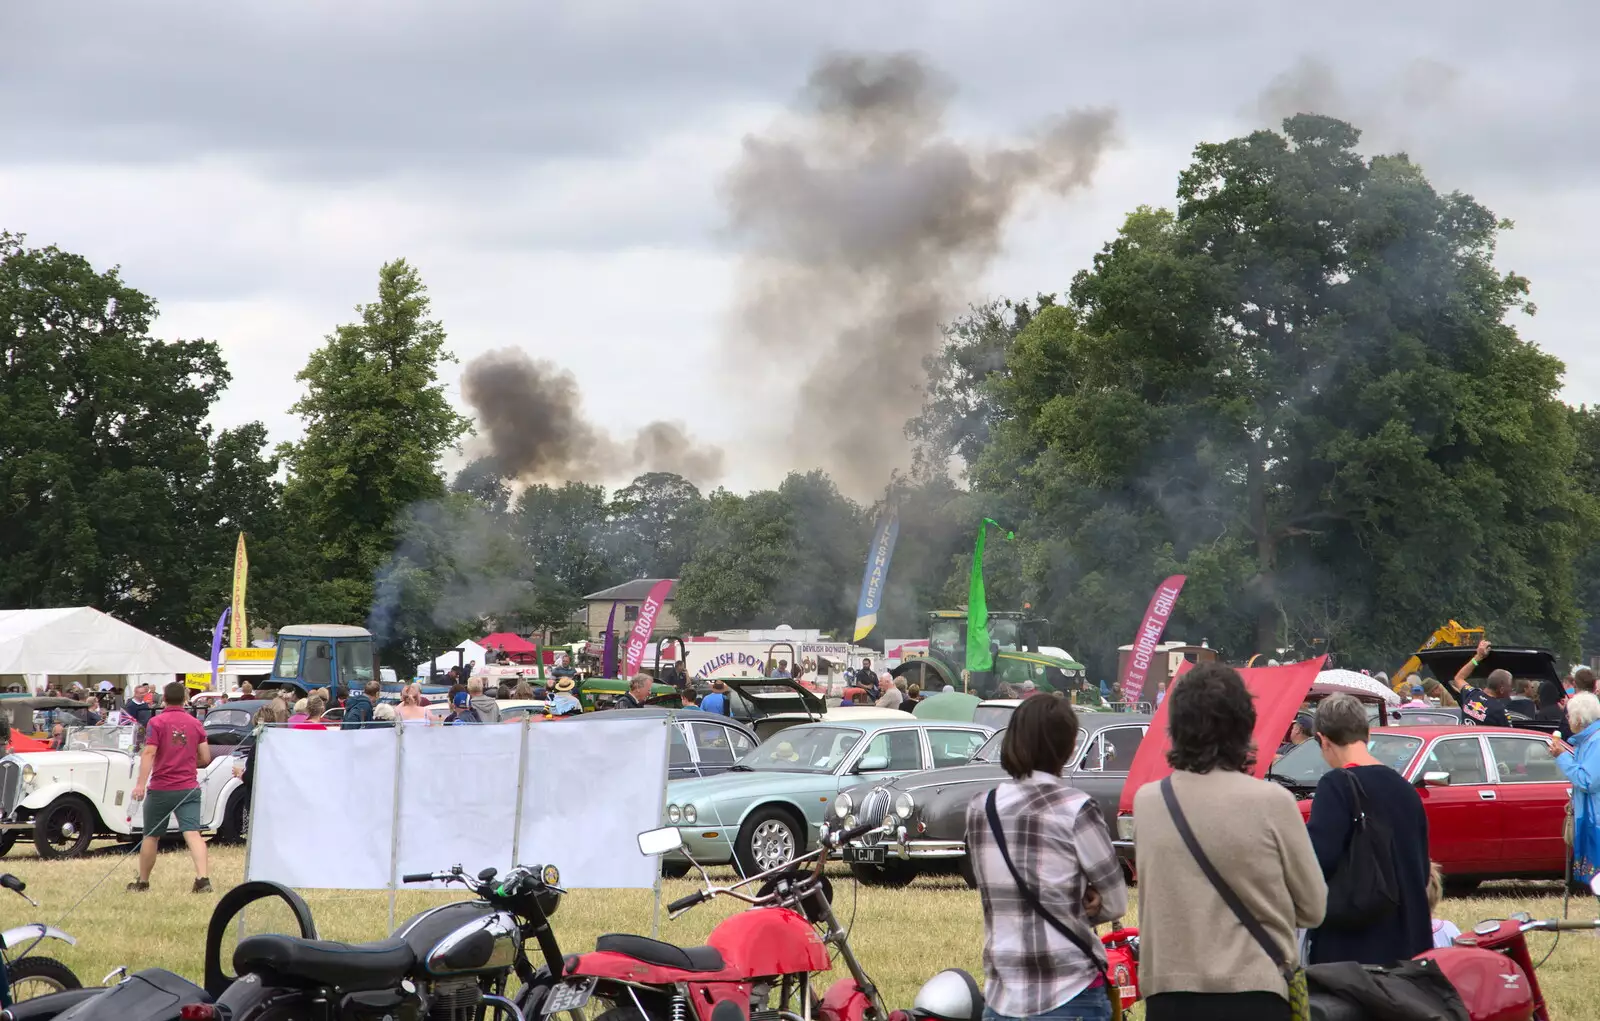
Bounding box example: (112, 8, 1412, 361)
(1134, 662, 1325, 1021)
(128, 683, 213, 894)
(1552, 692, 1600, 887)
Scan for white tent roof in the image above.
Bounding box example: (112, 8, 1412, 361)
(0, 607, 210, 676)
(422, 639, 489, 676)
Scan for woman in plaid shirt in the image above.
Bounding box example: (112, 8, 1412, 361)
(965, 696, 1128, 1021)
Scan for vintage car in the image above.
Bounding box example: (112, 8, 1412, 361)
(839, 712, 1153, 886)
(0, 725, 245, 858)
(565, 707, 758, 781)
(1266, 724, 1571, 890)
(662, 717, 993, 876)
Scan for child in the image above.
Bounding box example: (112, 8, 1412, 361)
(1428, 862, 1462, 948)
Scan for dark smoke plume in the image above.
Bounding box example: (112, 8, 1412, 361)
(1255, 55, 1461, 131)
(461, 348, 724, 484)
(722, 51, 1118, 498)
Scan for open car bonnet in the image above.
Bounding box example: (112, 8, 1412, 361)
(722, 678, 826, 719)
(1415, 646, 1561, 683)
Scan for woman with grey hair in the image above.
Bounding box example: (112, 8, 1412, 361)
(1552, 691, 1600, 885)
(1305, 693, 1431, 965)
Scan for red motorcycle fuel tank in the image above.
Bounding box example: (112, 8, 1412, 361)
(708, 907, 829, 974)
(820, 978, 872, 1021)
(1417, 943, 1536, 1021)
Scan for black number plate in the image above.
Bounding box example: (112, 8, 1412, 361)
(845, 846, 885, 865)
(542, 976, 597, 1015)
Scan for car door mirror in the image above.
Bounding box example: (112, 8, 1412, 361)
(854, 752, 891, 773)
(1419, 771, 1451, 787)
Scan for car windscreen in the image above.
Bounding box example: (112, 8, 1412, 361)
(975, 730, 1005, 762)
(1269, 733, 1423, 787)
(738, 726, 862, 773)
(973, 705, 1015, 731)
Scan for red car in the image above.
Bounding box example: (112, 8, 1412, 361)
(1268, 725, 1569, 889)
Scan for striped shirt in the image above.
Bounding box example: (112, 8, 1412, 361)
(965, 772, 1128, 1016)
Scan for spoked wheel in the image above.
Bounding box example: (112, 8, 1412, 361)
(7, 956, 81, 1001)
(34, 797, 95, 859)
(736, 809, 800, 876)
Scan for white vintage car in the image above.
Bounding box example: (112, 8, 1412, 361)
(0, 726, 245, 859)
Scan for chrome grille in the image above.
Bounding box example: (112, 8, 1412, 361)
(0, 760, 22, 818)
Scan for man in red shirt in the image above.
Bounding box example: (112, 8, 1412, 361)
(128, 682, 213, 893)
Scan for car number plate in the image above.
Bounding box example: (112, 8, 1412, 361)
(845, 846, 885, 865)
(542, 976, 597, 1015)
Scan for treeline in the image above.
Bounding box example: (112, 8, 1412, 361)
(5, 114, 1598, 682)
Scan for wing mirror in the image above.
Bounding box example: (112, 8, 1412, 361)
(1418, 771, 1451, 787)
(636, 826, 684, 856)
(853, 753, 891, 773)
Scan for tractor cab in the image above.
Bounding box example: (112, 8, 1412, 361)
(907, 610, 1075, 698)
(264, 625, 377, 703)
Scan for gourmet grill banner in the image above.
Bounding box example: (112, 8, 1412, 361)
(246, 716, 669, 890)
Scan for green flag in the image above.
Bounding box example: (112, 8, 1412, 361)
(966, 518, 1013, 674)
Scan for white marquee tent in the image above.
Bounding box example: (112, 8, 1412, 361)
(419, 639, 489, 679)
(0, 607, 210, 693)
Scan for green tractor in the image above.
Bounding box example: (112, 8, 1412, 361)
(890, 610, 1086, 699)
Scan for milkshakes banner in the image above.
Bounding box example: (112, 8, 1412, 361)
(623, 580, 674, 677)
(853, 504, 900, 642)
(1117, 574, 1187, 704)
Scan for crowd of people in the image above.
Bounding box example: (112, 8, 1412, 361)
(968, 659, 1600, 1021)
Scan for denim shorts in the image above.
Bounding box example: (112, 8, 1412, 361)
(983, 986, 1112, 1021)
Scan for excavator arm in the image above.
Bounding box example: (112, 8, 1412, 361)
(1392, 620, 1484, 692)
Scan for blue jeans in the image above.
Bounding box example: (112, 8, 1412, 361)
(983, 987, 1112, 1021)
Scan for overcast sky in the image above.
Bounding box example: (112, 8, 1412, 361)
(5, 1, 1596, 494)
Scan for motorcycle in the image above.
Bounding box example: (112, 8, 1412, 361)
(541, 786, 982, 1021)
(6, 863, 565, 1021)
(0, 873, 80, 1006)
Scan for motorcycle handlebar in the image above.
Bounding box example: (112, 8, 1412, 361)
(0, 875, 24, 893)
(668, 891, 708, 913)
(402, 873, 440, 884)
(1539, 919, 1600, 932)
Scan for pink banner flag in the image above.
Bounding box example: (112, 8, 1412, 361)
(623, 580, 674, 677)
(1117, 574, 1187, 705)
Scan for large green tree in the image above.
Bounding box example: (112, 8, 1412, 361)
(607, 472, 706, 580)
(977, 115, 1595, 675)
(280, 259, 468, 659)
(0, 233, 283, 649)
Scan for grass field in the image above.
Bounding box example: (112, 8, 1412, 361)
(4, 843, 1600, 1019)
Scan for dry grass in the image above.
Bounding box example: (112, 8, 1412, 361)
(4, 843, 1600, 1019)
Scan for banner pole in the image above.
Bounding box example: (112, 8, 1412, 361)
(510, 714, 532, 870)
(650, 719, 671, 940)
(388, 724, 405, 933)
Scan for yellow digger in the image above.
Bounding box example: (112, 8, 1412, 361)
(1391, 620, 1485, 693)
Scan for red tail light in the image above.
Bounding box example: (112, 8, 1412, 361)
(179, 1006, 219, 1021)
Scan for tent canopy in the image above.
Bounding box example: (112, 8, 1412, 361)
(480, 632, 537, 654)
(0, 607, 210, 676)
(421, 639, 488, 676)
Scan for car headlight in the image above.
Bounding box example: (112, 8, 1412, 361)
(683, 804, 697, 824)
(834, 792, 853, 820)
(894, 791, 915, 821)
(20, 766, 35, 789)
(666, 804, 682, 823)
(1116, 815, 1135, 841)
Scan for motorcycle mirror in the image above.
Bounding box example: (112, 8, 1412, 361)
(478, 867, 498, 882)
(1590, 874, 1600, 897)
(637, 826, 685, 856)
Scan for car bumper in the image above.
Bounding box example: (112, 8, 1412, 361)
(663, 827, 735, 866)
(846, 838, 964, 860)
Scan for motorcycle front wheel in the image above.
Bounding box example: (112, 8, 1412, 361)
(7, 956, 81, 1001)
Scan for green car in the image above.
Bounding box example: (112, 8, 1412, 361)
(662, 717, 993, 875)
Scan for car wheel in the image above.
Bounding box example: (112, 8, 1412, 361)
(0, 829, 19, 858)
(849, 858, 918, 888)
(735, 807, 802, 877)
(34, 797, 96, 859)
(957, 854, 978, 889)
(660, 861, 690, 879)
(219, 790, 249, 843)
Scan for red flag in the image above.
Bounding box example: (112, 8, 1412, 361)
(1118, 656, 1325, 815)
(1117, 575, 1187, 704)
(623, 580, 674, 677)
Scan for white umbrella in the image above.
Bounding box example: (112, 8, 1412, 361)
(1313, 669, 1401, 706)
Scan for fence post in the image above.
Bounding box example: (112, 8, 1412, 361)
(387, 723, 405, 933)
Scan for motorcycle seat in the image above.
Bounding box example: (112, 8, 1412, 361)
(595, 934, 725, 972)
(234, 934, 417, 992)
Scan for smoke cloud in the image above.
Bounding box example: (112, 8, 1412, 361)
(461, 348, 724, 484)
(1255, 55, 1461, 132)
(722, 51, 1118, 498)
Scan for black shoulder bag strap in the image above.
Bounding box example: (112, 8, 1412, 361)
(1159, 776, 1294, 979)
(983, 789, 1109, 980)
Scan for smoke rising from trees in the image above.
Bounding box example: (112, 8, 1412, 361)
(461, 348, 724, 485)
(721, 51, 1118, 498)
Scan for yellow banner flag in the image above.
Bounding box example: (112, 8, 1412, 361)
(230, 533, 249, 649)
